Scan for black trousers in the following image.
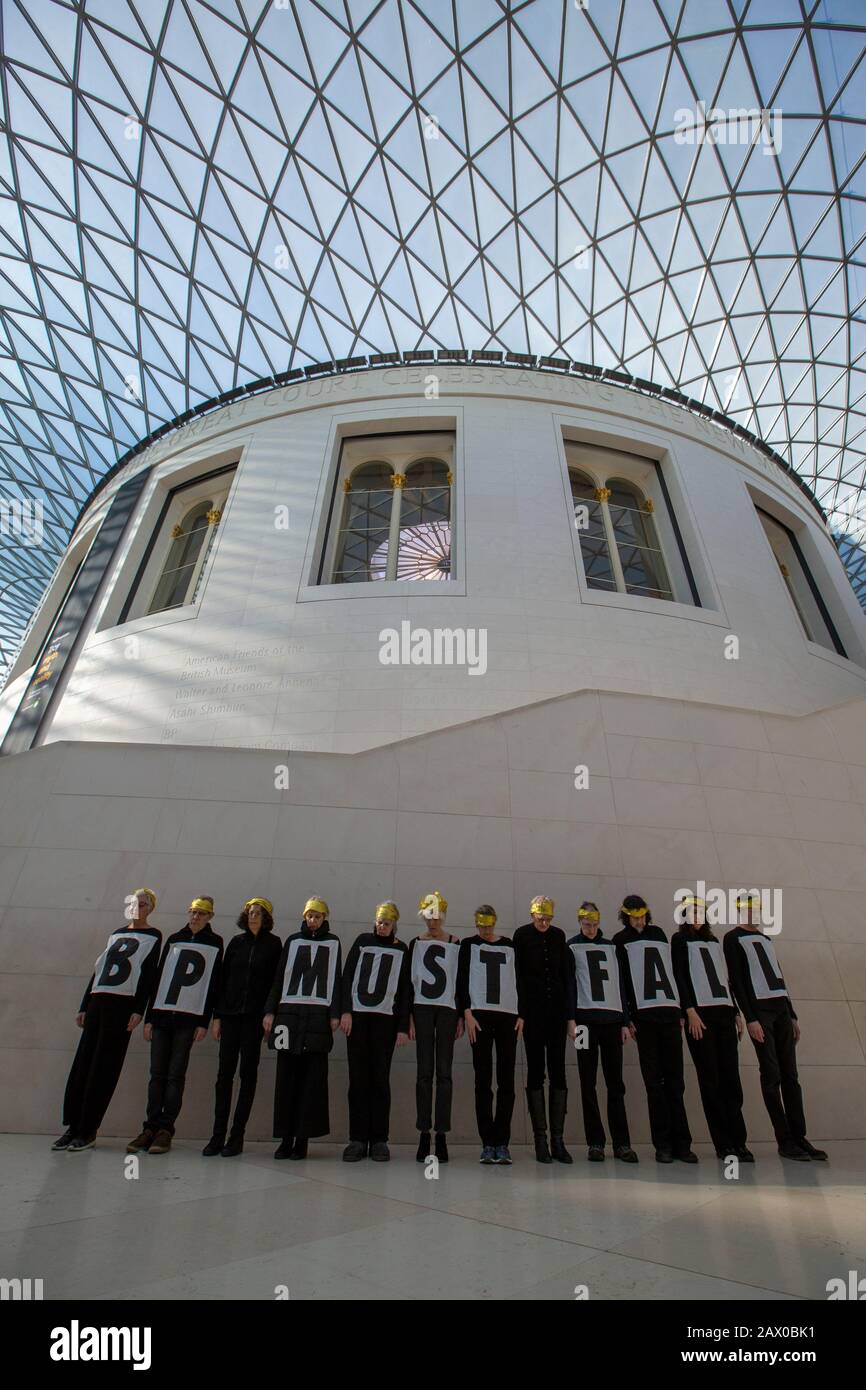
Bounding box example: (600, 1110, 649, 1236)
(414, 1006, 457, 1132)
(635, 1015, 692, 1151)
(63, 997, 133, 1136)
(273, 1051, 330, 1140)
(146, 1023, 196, 1134)
(575, 1021, 630, 1149)
(212, 1014, 265, 1139)
(686, 1011, 747, 1153)
(347, 1014, 398, 1144)
(470, 1009, 517, 1146)
(750, 1007, 806, 1144)
(523, 1014, 568, 1090)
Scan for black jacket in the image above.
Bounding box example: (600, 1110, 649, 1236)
(566, 929, 629, 1026)
(456, 934, 523, 1017)
(672, 929, 737, 1019)
(723, 926, 796, 1023)
(613, 923, 682, 1023)
(265, 922, 342, 1055)
(80, 923, 163, 1015)
(341, 931, 411, 1032)
(145, 923, 223, 1030)
(513, 921, 572, 1022)
(215, 928, 282, 1018)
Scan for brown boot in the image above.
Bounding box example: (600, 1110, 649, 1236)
(126, 1128, 155, 1154)
(148, 1129, 173, 1155)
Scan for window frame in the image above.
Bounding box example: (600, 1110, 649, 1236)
(755, 504, 847, 658)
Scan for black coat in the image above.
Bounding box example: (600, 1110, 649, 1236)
(513, 922, 572, 1022)
(265, 922, 342, 1055)
(215, 928, 283, 1018)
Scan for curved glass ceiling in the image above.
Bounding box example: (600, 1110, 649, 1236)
(1, 0, 865, 674)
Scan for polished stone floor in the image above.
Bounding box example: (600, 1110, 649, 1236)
(1, 1136, 864, 1301)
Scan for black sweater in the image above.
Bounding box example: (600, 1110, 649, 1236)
(264, 922, 342, 1055)
(80, 923, 162, 1015)
(145, 923, 223, 1030)
(671, 929, 737, 1018)
(341, 931, 411, 1031)
(723, 926, 796, 1023)
(456, 935, 524, 1016)
(215, 928, 282, 1018)
(613, 923, 682, 1022)
(566, 929, 629, 1025)
(513, 921, 572, 1022)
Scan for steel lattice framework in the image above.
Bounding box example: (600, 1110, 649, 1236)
(1, 0, 865, 675)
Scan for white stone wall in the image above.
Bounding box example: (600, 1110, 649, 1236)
(1, 686, 865, 1144)
(3, 367, 865, 755)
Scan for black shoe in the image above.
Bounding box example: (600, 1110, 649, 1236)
(778, 1140, 811, 1161)
(527, 1088, 552, 1163)
(416, 1132, 431, 1163)
(735, 1146, 755, 1163)
(551, 1137, 573, 1164)
(221, 1135, 244, 1158)
(588, 1146, 605, 1162)
(52, 1129, 76, 1151)
(676, 1148, 698, 1164)
(548, 1089, 572, 1163)
(342, 1141, 367, 1162)
(289, 1138, 308, 1160)
(434, 1133, 449, 1162)
(615, 1145, 638, 1163)
(202, 1136, 225, 1156)
(534, 1134, 553, 1163)
(274, 1140, 294, 1159)
(67, 1133, 96, 1152)
(370, 1141, 390, 1161)
(797, 1139, 828, 1161)
(655, 1148, 674, 1164)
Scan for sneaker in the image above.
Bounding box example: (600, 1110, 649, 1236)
(202, 1136, 225, 1157)
(416, 1132, 431, 1163)
(587, 1145, 605, 1162)
(288, 1138, 307, 1160)
(778, 1140, 810, 1161)
(434, 1133, 449, 1163)
(615, 1145, 638, 1163)
(51, 1129, 76, 1151)
(494, 1145, 512, 1164)
(342, 1141, 367, 1162)
(797, 1139, 828, 1161)
(221, 1135, 244, 1158)
(126, 1128, 155, 1154)
(274, 1140, 293, 1159)
(655, 1148, 674, 1164)
(369, 1141, 390, 1162)
(148, 1129, 173, 1155)
(67, 1133, 96, 1152)
(676, 1148, 699, 1164)
(479, 1146, 497, 1164)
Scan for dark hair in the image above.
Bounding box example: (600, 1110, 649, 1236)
(475, 904, 497, 918)
(618, 894, 653, 928)
(236, 907, 274, 933)
(578, 900, 600, 916)
(677, 919, 715, 941)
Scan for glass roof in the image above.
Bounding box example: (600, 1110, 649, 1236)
(1, 0, 865, 674)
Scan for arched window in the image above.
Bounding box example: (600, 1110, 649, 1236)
(570, 470, 616, 591)
(147, 498, 217, 614)
(333, 463, 394, 583)
(606, 479, 673, 600)
(396, 458, 451, 580)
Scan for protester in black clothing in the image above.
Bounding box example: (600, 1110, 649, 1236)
(264, 896, 341, 1159)
(514, 895, 573, 1164)
(458, 905, 524, 1164)
(614, 894, 696, 1165)
(567, 902, 637, 1164)
(127, 895, 223, 1156)
(724, 894, 827, 1162)
(203, 896, 282, 1158)
(54, 888, 162, 1153)
(409, 891, 461, 1164)
(672, 895, 751, 1163)
(340, 902, 410, 1162)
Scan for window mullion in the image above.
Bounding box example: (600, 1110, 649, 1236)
(386, 474, 403, 581)
(598, 491, 626, 592)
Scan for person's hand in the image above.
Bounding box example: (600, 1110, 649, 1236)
(621, 1026, 630, 1045)
(465, 1010, 479, 1044)
(212, 1020, 221, 1041)
(567, 1020, 578, 1040)
(263, 1013, 274, 1035)
(143, 1023, 153, 1042)
(455, 1017, 464, 1040)
(127, 1013, 142, 1033)
(75, 1013, 86, 1029)
(793, 1020, 801, 1043)
(515, 1017, 524, 1038)
(330, 1018, 340, 1031)
(193, 1026, 206, 1042)
(687, 1008, 705, 1041)
(340, 1012, 352, 1037)
(396, 1031, 409, 1048)
(748, 1020, 764, 1044)
(735, 1014, 744, 1039)
(628, 1023, 637, 1039)
(408, 1019, 416, 1041)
